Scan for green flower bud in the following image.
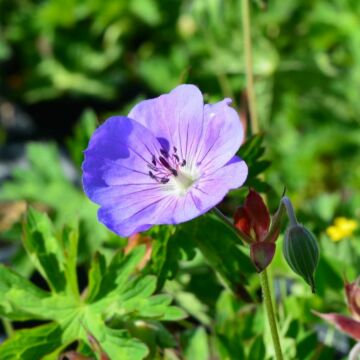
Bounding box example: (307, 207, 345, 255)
(283, 224, 319, 293)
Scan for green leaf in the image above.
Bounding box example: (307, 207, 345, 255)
(0, 323, 63, 360)
(237, 134, 272, 192)
(88, 246, 146, 303)
(23, 207, 66, 294)
(296, 332, 318, 360)
(0, 142, 109, 258)
(247, 336, 265, 360)
(183, 327, 209, 360)
(85, 252, 107, 303)
(66, 109, 98, 168)
(176, 215, 255, 299)
(61, 224, 80, 297)
(0, 217, 183, 359)
(99, 327, 149, 360)
(0, 265, 49, 320)
(150, 226, 196, 290)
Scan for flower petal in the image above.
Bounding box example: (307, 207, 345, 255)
(193, 99, 244, 173)
(82, 116, 176, 236)
(128, 84, 204, 161)
(98, 194, 174, 237)
(169, 156, 248, 223)
(83, 116, 162, 198)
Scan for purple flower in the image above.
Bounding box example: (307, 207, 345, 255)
(82, 84, 248, 237)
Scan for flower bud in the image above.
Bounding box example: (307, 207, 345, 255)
(250, 242, 276, 272)
(283, 224, 319, 293)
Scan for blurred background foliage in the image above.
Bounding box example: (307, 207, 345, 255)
(0, 0, 360, 358)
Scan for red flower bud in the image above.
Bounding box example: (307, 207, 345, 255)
(244, 189, 270, 241)
(233, 206, 252, 236)
(233, 189, 271, 242)
(233, 189, 281, 272)
(250, 242, 276, 272)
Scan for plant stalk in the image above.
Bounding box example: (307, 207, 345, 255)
(2, 318, 14, 338)
(281, 196, 298, 226)
(242, 0, 259, 134)
(241, 1, 284, 358)
(260, 269, 284, 360)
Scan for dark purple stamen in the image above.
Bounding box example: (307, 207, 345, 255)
(160, 148, 169, 158)
(159, 156, 172, 170)
(147, 164, 157, 171)
(152, 155, 157, 166)
(148, 146, 187, 183)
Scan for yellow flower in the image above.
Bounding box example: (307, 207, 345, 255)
(326, 217, 358, 242)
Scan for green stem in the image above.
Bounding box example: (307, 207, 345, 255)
(281, 196, 298, 226)
(259, 269, 284, 360)
(2, 318, 14, 338)
(241, 0, 259, 133)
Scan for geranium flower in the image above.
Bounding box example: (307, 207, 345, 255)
(82, 85, 248, 237)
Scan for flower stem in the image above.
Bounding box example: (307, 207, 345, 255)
(241, 0, 259, 134)
(259, 269, 284, 360)
(2, 318, 14, 338)
(281, 196, 298, 226)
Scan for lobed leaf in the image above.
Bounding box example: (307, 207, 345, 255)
(0, 323, 63, 360)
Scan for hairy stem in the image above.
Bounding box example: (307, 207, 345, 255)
(260, 269, 284, 360)
(242, 0, 259, 133)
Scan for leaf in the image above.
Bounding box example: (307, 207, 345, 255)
(85, 252, 107, 303)
(66, 109, 98, 168)
(183, 327, 209, 360)
(150, 226, 196, 290)
(238, 134, 265, 162)
(0, 214, 183, 359)
(0, 323, 63, 360)
(237, 135, 272, 192)
(247, 336, 265, 360)
(88, 246, 147, 303)
(295, 331, 318, 360)
(61, 224, 80, 297)
(175, 215, 255, 300)
(0, 142, 109, 258)
(23, 207, 66, 293)
(0, 265, 49, 321)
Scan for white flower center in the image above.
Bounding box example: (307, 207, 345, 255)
(168, 166, 199, 196)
